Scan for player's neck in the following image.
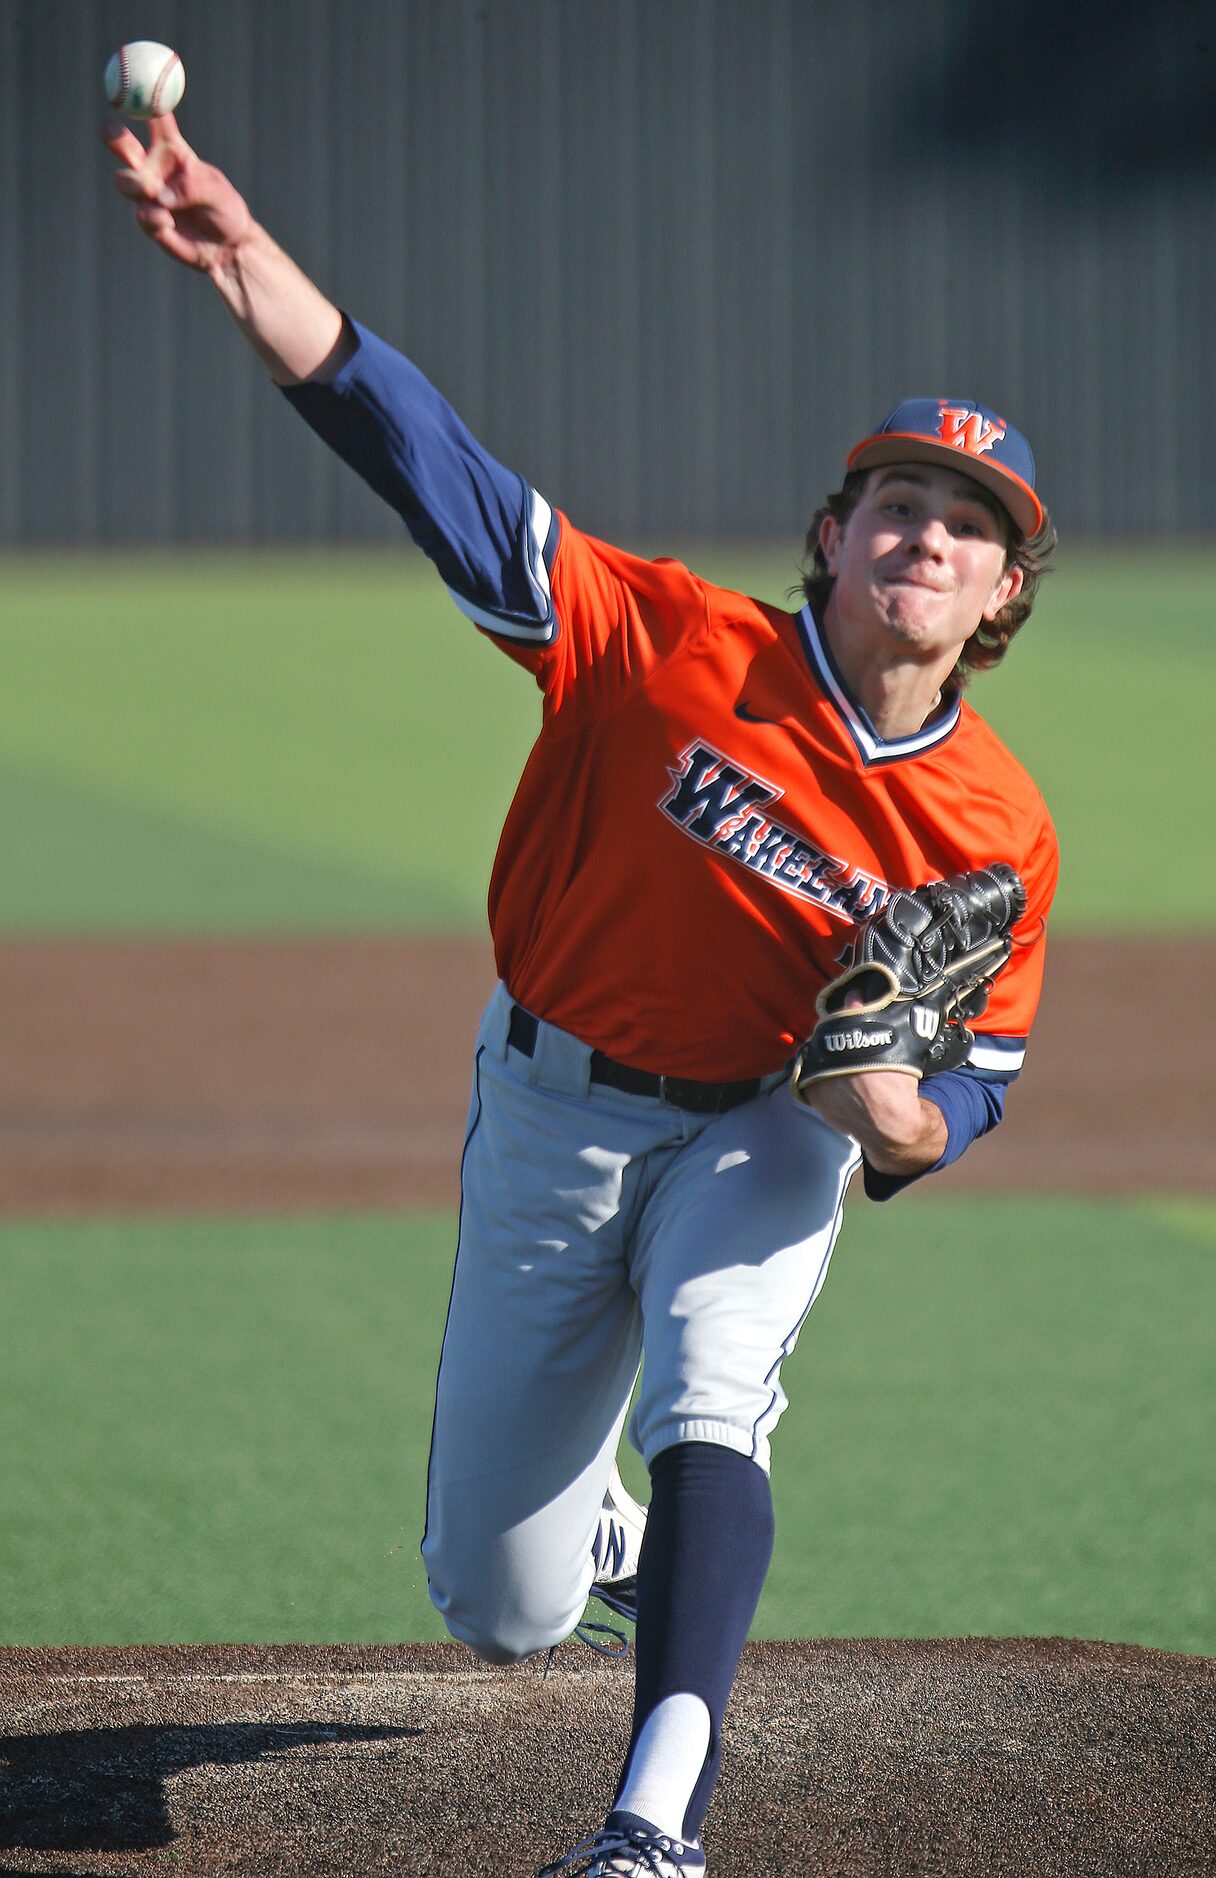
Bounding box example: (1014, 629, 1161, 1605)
(820, 604, 960, 739)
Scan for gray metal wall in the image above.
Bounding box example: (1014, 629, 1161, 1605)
(4, 0, 1215, 544)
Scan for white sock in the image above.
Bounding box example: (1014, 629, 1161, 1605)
(615, 1691, 711, 1843)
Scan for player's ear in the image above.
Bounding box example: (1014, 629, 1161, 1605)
(983, 560, 1024, 621)
(818, 512, 842, 576)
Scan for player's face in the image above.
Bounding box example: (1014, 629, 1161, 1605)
(819, 465, 1024, 661)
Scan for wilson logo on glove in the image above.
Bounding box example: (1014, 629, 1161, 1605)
(791, 864, 1026, 1093)
(825, 1028, 893, 1052)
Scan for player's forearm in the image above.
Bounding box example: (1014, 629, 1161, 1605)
(804, 1072, 949, 1176)
(207, 222, 355, 386)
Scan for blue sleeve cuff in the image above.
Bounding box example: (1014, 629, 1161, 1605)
(862, 1067, 1007, 1202)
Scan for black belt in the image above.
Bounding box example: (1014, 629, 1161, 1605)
(507, 1004, 763, 1116)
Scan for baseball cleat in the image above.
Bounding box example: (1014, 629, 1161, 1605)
(552, 1464, 648, 1665)
(588, 1573, 638, 1625)
(536, 1809, 706, 1876)
(588, 1464, 647, 1624)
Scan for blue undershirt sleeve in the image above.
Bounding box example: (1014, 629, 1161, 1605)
(281, 318, 557, 640)
(861, 1067, 1007, 1202)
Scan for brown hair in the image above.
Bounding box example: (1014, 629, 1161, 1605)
(798, 468, 1057, 686)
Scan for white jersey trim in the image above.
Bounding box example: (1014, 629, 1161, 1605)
(524, 487, 555, 618)
(796, 603, 961, 765)
(444, 486, 557, 643)
(968, 1035, 1026, 1074)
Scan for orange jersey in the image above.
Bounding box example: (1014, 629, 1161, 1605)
(487, 520, 1057, 1082)
(286, 322, 1057, 1086)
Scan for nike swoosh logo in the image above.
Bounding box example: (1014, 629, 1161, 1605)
(734, 700, 782, 725)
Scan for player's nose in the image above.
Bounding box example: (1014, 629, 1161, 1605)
(905, 514, 950, 558)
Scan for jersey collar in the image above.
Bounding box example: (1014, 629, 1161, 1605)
(795, 603, 961, 766)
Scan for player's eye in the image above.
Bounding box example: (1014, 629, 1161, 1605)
(955, 516, 995, 539)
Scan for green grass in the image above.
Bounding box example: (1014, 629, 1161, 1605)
(0, 1213, 453, 1645)
(2, 1197, 1211, 1652)
(0, 552, 537, 934)
(0, 545, 1212, 935)
(762, 1191, 1215, 1649)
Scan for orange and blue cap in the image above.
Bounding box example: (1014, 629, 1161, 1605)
(847, 398, 1043, 539)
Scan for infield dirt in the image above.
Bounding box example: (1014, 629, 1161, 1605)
(2, 1638, 1214, 1876)
(0, 934, 1209, 1216)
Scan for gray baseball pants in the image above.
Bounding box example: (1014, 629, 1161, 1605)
(422, 982, 860, 1662)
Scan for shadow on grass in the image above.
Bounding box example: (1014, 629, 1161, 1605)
(0, 1720, 420, 1854)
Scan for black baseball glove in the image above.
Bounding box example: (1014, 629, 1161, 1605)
(792, 863, 1026, 1094)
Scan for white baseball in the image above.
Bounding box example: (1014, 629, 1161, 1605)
(103, 41, 186, 120)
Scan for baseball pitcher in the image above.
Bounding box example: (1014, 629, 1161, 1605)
(104, 112, 1058, 1878)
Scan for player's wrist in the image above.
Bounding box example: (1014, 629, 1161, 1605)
(208, 226, 348, 386)
(801, 1069, 946, 1174)
(857, 1091, 948, 1175)
(205, 214, 268, 292)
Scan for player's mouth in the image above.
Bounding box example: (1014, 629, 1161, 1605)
(884, 574, 951, 594)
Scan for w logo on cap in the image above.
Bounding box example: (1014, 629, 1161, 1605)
(937, 404, 1006, 457)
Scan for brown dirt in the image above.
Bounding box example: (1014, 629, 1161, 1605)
(0, 935, 1209, 1217)
(0, 1639, 1212, 1876)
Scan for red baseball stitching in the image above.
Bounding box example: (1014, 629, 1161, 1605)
(150, 52, 182, 114)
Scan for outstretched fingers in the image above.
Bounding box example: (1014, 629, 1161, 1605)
(100, 118, 146, 166)
(146, 110, 187, 150)
(101, 112, 194, 199)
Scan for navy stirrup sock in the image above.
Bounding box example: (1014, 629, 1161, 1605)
(618, 1440, 775, 1840)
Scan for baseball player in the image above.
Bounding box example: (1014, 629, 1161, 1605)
(105, 115, 1058, 1878)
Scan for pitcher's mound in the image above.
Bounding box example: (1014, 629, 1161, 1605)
(0, 1637, 1212, 1876)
